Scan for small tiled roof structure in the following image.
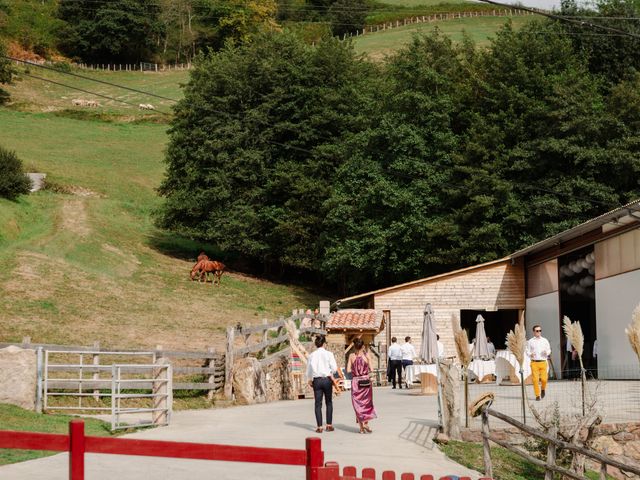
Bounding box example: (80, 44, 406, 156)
(326, 309, 384, 332)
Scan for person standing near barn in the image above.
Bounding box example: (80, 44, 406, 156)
(526, 325, 551, 401)
(306, 335, 338, 433)
(347, 338, 377, 433)
(400, 336, 417, 388)
(388, 337, 403, 389)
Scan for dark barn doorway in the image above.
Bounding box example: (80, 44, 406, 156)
(460, 309, 519, 350)
(559, 246, 597, 377)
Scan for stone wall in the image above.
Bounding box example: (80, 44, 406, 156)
(0, 346, 37, 410)
(232, 354, 296, 404)
(457, 422, 640, 480)
(263, 356, 295, 402)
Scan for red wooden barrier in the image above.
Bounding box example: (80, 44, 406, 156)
(0, 420, 492, 480)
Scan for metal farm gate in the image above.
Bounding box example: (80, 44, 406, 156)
(43, 349, 172, 430)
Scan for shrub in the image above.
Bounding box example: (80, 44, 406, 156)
(0, 146, 31, 200)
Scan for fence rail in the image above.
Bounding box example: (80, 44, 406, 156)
(0, 420, 488, 480)
(480, 405, 640, 480)
(340, 8, 541, 40)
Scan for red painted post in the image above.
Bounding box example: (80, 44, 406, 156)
(401, 474, 414, 480)
(69, 420, 85, 480)
(382, 471, 396, 480)
(306, 437, 324, 480)
(344, 466, 357, 477)
(419, 476, 434, 480)
(362, 467, 376, 479)
(319, 462, 340, 480)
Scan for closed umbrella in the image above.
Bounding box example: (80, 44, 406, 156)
(473, 314, 490, 359)
(421, 303, 438, 364)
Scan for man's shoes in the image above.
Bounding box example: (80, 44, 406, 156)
(326, 425, 334, 432)
(392, 386, 396, 389)
(315, 427, 323, 433)
(541, 389, 546, 399)
(536, 396, 541, 401)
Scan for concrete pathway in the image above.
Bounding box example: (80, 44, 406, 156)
(0, 387, 480, 479)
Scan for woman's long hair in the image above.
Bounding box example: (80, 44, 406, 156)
(353, 338, 364, 351)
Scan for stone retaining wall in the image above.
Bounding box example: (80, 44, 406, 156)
(0, 346, 37, 410)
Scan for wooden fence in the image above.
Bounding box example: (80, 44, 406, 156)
(480, 405, 640, 480)
(340, 8, 540, 40)
(0, 338, 224, 400)
(225, 309, 327, 399)
(0, 419, 490, 480)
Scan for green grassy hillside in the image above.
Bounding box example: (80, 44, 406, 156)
(0, 106, 320, 351)
(353, 15, 537, 59)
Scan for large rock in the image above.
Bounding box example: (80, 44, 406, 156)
(232, 357, 267, 405)
(0, 346, 37, 410)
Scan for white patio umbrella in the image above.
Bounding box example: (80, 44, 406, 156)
(473, 314, 490, 359)
(420, 303, 438, 364)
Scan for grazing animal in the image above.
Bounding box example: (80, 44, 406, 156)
(197, 252, 208, 262)
(138, 103, 155, 110)
(199, 260, 226, 286)
(72, 99, 88, 106)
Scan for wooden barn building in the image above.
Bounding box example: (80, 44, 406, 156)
(336, 199, 640, 379)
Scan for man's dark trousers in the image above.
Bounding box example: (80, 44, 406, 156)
(312, 377, 333, 426)
(389, 359, 403, 388)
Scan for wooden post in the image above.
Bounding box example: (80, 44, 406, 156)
(520, 369, 527, 424)
(305, 437, 324, 480)
(599, 448, 608, 480)
(152, 358, 171, 425)
(481, 409, 493, 478)
(207, 347, 217, 401)
(69, 420, 85, 480)
(92, 341, 100, 402)
(262, 319, 269, 359)
(224, 327, 235, 400)
(464, 369, 469, 428)
(545, 426, 557, 480)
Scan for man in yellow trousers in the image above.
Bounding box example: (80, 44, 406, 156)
(526, 325, 551, 401)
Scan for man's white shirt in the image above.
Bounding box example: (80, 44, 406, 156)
(388, 343, 403, 361)
(437, 341, 445, 358)
(400, 342, 416, 361)
(306, 347, 337, 381)
(526, 336, 551, 361)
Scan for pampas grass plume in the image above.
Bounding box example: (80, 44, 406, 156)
(506, 319, 526, 366)
(626, 303, 640, 363)
(563, 316, 584, 358)
(451, 313, 471, 367)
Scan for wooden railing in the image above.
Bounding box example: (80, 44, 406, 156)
(0, 339, 224, 400)
(0, 420, 490, 480)
(480, 406, 640, 480)
(224, 310, 328, 399)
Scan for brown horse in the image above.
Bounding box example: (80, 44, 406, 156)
(190, 253, 211, 281)
(199, 260, 225, 285)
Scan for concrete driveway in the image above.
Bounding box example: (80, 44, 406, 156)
(0, 387, 480, 479)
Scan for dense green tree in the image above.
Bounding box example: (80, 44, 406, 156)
(559, 0, 640, 83)
(0, 147, 31, 200)
(450, 20, 639, 265)
(329, 0, 369, 38)
(0, 39, 11, 104)
(322, 32, 470, 290)
(57, 0, 164, 63)
(157, 32, 376, 275)
(0, 0, 62, 56)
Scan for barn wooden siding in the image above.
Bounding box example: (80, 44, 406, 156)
(373, 259, 525, 360)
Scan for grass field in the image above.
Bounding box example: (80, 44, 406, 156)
(353, 15, 537, 58)
(5, 67, 188, 118)
(0, 403, 115, 465)
(378, 0, 471, 5)
(0, 107, 320, 351)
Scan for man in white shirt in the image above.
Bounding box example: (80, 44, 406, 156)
(486, 337, 496, 358)
(306, 335, 338, 433)
(525, 325, 551, 401)
(401, 336, 417, 388)
(388, 336, 403, 389)
(437, 334, 445, 358)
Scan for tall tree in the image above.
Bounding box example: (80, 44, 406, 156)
(157, 32, 375, 275)
(0, 39, 12, 104)
(321, 32, 469, 291)
(58, 0, 164, 63)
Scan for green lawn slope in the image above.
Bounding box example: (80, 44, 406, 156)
(353, 15, 538, 59)
(0, 104, 320, 351)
